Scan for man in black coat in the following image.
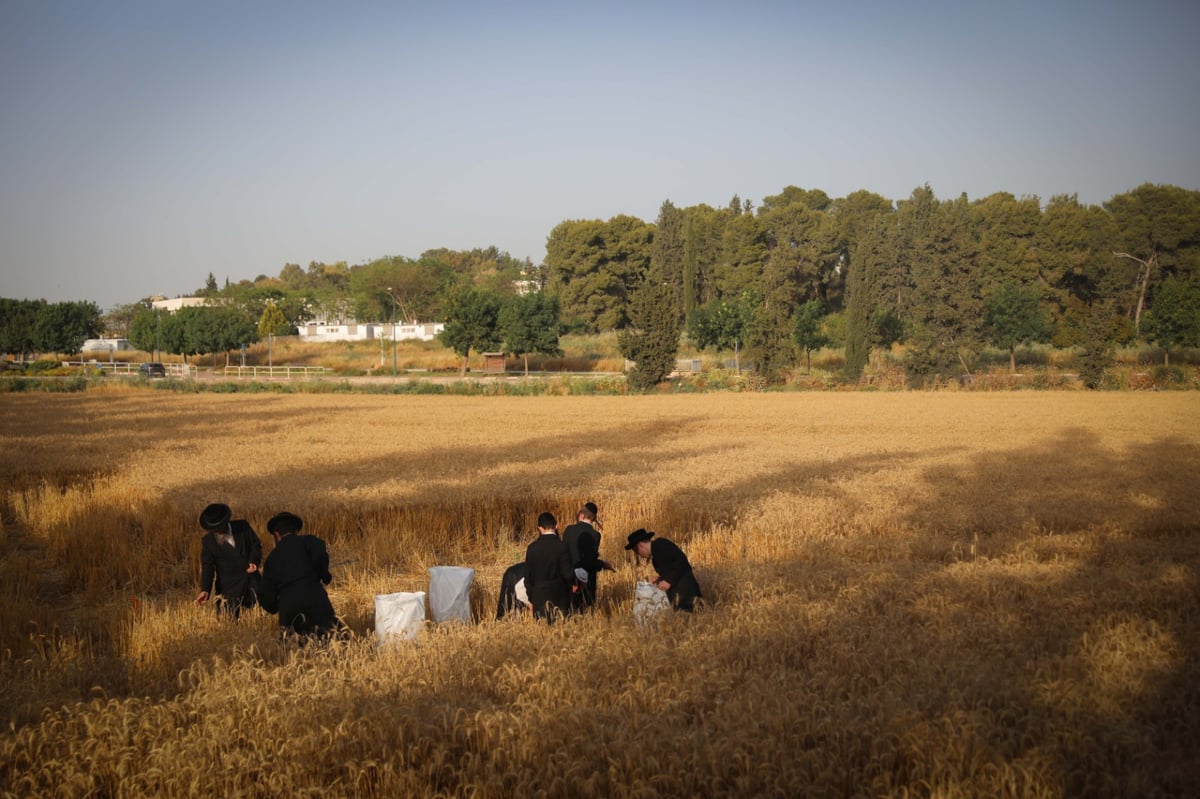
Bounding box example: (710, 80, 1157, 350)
(257, 511, 341, 639)
(561, 503, 613, 612)
(523, 511, 573, 623)
(195, 502, 262, 620)
(625, 528, 703, 612)
(495, 561, 529, 620)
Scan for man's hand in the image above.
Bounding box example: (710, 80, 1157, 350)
(246, 563, 258, 574)
(600, 559, 615, 572)
(195, 591, 209, 605)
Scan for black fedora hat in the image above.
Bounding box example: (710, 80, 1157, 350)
(267, 511, 304, 535)
(199, 503, 232, 532)
(624, 528, 654, 550)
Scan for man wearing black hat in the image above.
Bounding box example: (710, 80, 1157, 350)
(523, 511, 573, 623)
(625, 528, 703, 612)
(257, 511, 341, 639)
(195, 503, 262, 620)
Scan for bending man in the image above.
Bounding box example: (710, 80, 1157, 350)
(625, 528, 703, 612)
(258, 511, 342, 639)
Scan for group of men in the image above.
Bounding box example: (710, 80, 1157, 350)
(198, 499, 703, 635)
(497, 503, 703, 621)
(195, 502, 341, 638)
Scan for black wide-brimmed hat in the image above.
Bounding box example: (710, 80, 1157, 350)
(624, 528, 654, 550)
(199, 503, 232, 532)
(267, 511, 304, 535)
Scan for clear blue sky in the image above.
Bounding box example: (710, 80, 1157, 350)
(2, 0, 1198, 311)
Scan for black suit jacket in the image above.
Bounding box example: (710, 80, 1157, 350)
(495, 561, 527, 620)
(562, 520, 603, 607)
(199, 519, 262, 603)
(258, 534, 338, 635)
(651, 537, 702, 611)
(524, 532, 572, 620)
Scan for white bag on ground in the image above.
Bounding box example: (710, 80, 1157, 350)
(633, 580, 670, 624)
(428, 566, 475, 624)
(375, 591, 426, 643)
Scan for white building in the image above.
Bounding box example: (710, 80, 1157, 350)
(150, 296, 208, 312)
(82, 338, 132, 352)
(297, 321, 444, 343)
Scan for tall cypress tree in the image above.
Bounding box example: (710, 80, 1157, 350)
(651, 200, 686, 320)
(618, 275, 682, 391)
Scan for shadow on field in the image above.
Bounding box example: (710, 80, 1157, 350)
(155, 415, 729, 543)
(903, 426, 1200, 538)
(0, 393, 345, 489)
(893, 425, 1200, 791)
(671, 426, 1200, 795)
(478, 424, 1196, 791)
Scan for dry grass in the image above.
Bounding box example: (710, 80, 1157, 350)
(210, 333, 628, 374)
(1, 393, 1198, 797)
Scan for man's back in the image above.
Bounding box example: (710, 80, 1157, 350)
(524, 534, 571, 617)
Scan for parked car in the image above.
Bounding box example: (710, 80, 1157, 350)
(140, 362, 167, 378)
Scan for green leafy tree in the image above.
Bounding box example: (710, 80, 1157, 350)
(651, 200, 687, 317)
(128, 308, 163, 356)
(545, 215, 653, 333)
(713, 207, 768, 300)
(187, 306, 258, 367)
(499, 292, 562, 376)
(258, 301, 292, 338)
(842, 214, 894, 379)
(901, 189, 984, 385)
(746, 302, 795, 385)
(439, 286, 502, 376)
(419, 246, 528, 296)
(792, 300, 829, 371)
(831, 190, 895, 318)
(350, 255, 451, 323)
(1142, 275, 1200, 365)
(1076, 301, 1118, 389)
(156, 306, 255, 365)
(159, 309, 198, 362)
(101, 301, 150, 338)
(984, 281, 1050, 372)
(687, 292, 756, 372)
(32, 301, 101, 357)
(0, 298, 47, 361)
(759, 187, 841, 307)
(618, 279, 681, 391)
(1106, 184, 1200, 333)
(972, 192, 1042, 293)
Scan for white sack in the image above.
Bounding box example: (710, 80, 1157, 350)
(633, 580, 670, 625)
(375, 591, 426, 643)
(428, 566, 475, 624)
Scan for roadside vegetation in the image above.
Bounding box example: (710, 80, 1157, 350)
(2, 332, 1196, 395)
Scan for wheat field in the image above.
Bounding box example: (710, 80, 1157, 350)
(1, 391, 1197, 798)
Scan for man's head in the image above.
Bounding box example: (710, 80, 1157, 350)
(577, 505, 596, 523)
(199, 503, 232, 533)
(537, 511, 557, 532)
(267, 511, 304, 538)
(624, 528, 654, 557)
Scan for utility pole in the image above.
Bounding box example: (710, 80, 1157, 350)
(386, 288, 398, 377)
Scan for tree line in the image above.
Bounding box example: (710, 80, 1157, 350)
(2, 184, 1198, 386)
(546, 183, 1200, 385)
